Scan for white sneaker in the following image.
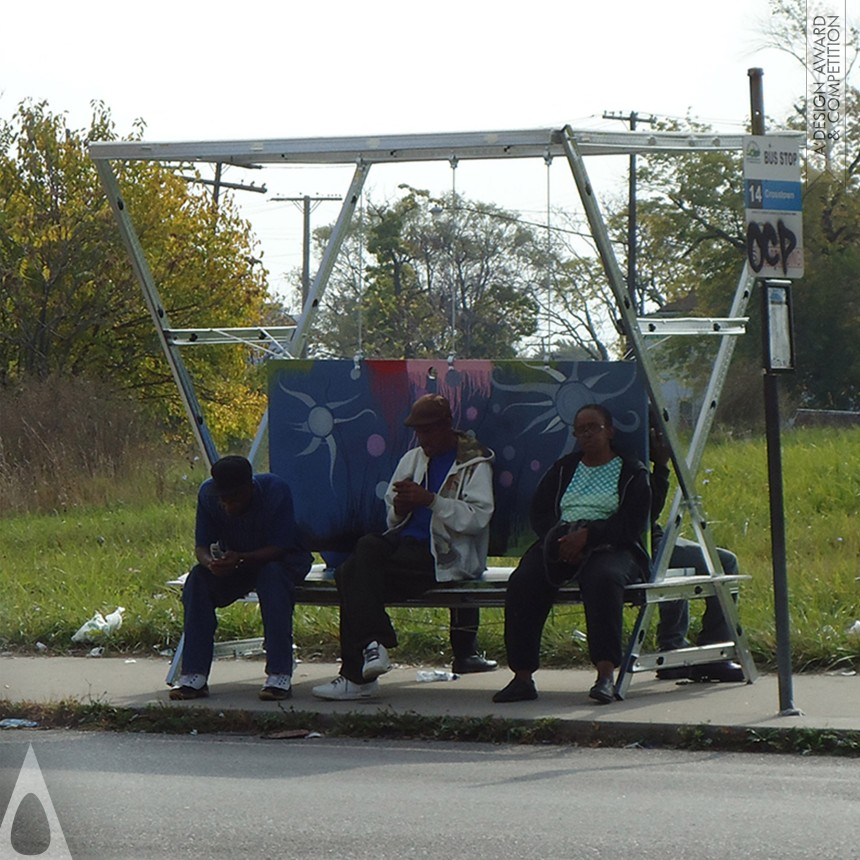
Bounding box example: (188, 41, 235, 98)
(265, 674, 292, 691)
(177, 673, 207, 690)
(312, 676, 380, 701)
(361, 641, 391, 680)
(259, 674, 292, 701)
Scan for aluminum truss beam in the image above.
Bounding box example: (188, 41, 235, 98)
(88, 128, 767, 168)
(624, 264, 761, 696)
(289, 163, 370, 359)
(93, 160, 219, 465)
(637, 317, 748, 337)
(166, 326, 295, 353)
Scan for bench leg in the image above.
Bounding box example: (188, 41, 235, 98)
(165, 632, 184, 686)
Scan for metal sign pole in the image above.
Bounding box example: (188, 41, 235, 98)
(748, 68, 801, 716)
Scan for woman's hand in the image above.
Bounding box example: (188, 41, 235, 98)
(557, 527, 588, 564)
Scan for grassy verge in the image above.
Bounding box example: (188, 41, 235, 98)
(1, 428, 859, 671)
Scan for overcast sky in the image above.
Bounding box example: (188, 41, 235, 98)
(2, 0, 852, 303)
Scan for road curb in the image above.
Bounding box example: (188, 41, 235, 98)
(3, 698, 859, 757)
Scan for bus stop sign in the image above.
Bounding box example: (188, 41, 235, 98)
(744, 136, 804, 279)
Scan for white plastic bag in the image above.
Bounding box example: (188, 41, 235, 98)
(71, 607, 125, 643)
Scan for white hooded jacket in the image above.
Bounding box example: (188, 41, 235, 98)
(385, 432, 495, 582)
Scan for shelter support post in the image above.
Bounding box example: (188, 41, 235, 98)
(93, 161, 219, 466)
(558, 126, 757, 696)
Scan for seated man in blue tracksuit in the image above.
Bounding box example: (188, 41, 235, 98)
(170, 455, 312, 701)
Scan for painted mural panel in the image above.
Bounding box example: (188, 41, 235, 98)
(268, 359, 647, 559)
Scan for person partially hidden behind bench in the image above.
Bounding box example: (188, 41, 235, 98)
(313, 394, 496, 701)
(169, 455, 312, 702)
(650, 427, 745, 683)
(493, 403, 651, 705)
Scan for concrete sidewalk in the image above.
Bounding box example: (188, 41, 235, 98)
(1, 654, 857, 735)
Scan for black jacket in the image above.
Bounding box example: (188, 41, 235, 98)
(529, 450, 652, 577)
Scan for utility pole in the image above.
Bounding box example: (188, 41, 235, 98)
(269, 194, 341, 308)
(270, 194, 341, 357)
(180, 162, 267, 210)
(602, 111, 657, 313)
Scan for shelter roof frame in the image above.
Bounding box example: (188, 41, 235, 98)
(90, 125, 800, 692)
(89, 127, 751, 166)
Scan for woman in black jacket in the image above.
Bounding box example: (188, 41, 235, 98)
(493, 403, 651, 705)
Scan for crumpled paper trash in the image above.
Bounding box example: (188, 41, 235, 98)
(71, 607, 125, 643)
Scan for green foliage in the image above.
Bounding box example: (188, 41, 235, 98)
(636, 118, 747, 314)
(0, 100, 273, 448)
(624, 1, 860, 418)
(680, 428, 860, 671)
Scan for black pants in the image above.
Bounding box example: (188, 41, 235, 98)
(334, 533, 480, 682)
(657, 539, 738, 649)
(503, 542, 644, 672)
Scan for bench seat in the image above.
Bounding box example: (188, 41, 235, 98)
(164, 565, 748, 684)
(166, 568, 747, 616)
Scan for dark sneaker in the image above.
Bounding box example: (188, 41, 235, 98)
(492, 677, 538, 703)
(655, 666, 690, 680)
(588, 677, 616, 704)
(259, 685, 292, 701)
(169, 684, 209, 701)
(689, 661, 746, 683)
(452, 654, 498, 674)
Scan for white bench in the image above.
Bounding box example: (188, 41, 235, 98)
(165, 564, 748, 688)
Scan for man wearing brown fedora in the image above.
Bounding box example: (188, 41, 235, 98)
(313, 394, 497, 700)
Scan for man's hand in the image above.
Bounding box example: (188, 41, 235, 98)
(392, 479, 435, 516)
(209, 550, 242, 577)
(557, 527, 588, 565)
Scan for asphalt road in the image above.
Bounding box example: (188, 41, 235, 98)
(1, 732, 857, 859)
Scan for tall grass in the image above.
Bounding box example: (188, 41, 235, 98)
(1, 405, 859, 669)
(0, 375, 185, 515)
(693, 429, 860, 671)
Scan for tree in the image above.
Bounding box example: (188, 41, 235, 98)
(623, 0, 860, 418)
(0, 100, 274, 448)
(537, 211, 626, 361)
(308, 188, 541, 359)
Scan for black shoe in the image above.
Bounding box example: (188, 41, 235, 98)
(492, 677, 538, 703)
(453, 654, 499, 674)
(689, 661, 746, 683)
(655, 666, 691, 680)
(259, 685, 292, 701)
(169, 684, 209, 701)
(588, 677, 616, 704)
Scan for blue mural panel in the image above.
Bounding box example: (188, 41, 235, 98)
(268, 359, 647, 558)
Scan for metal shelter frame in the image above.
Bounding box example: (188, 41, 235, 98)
(89, 126, 778, 692)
